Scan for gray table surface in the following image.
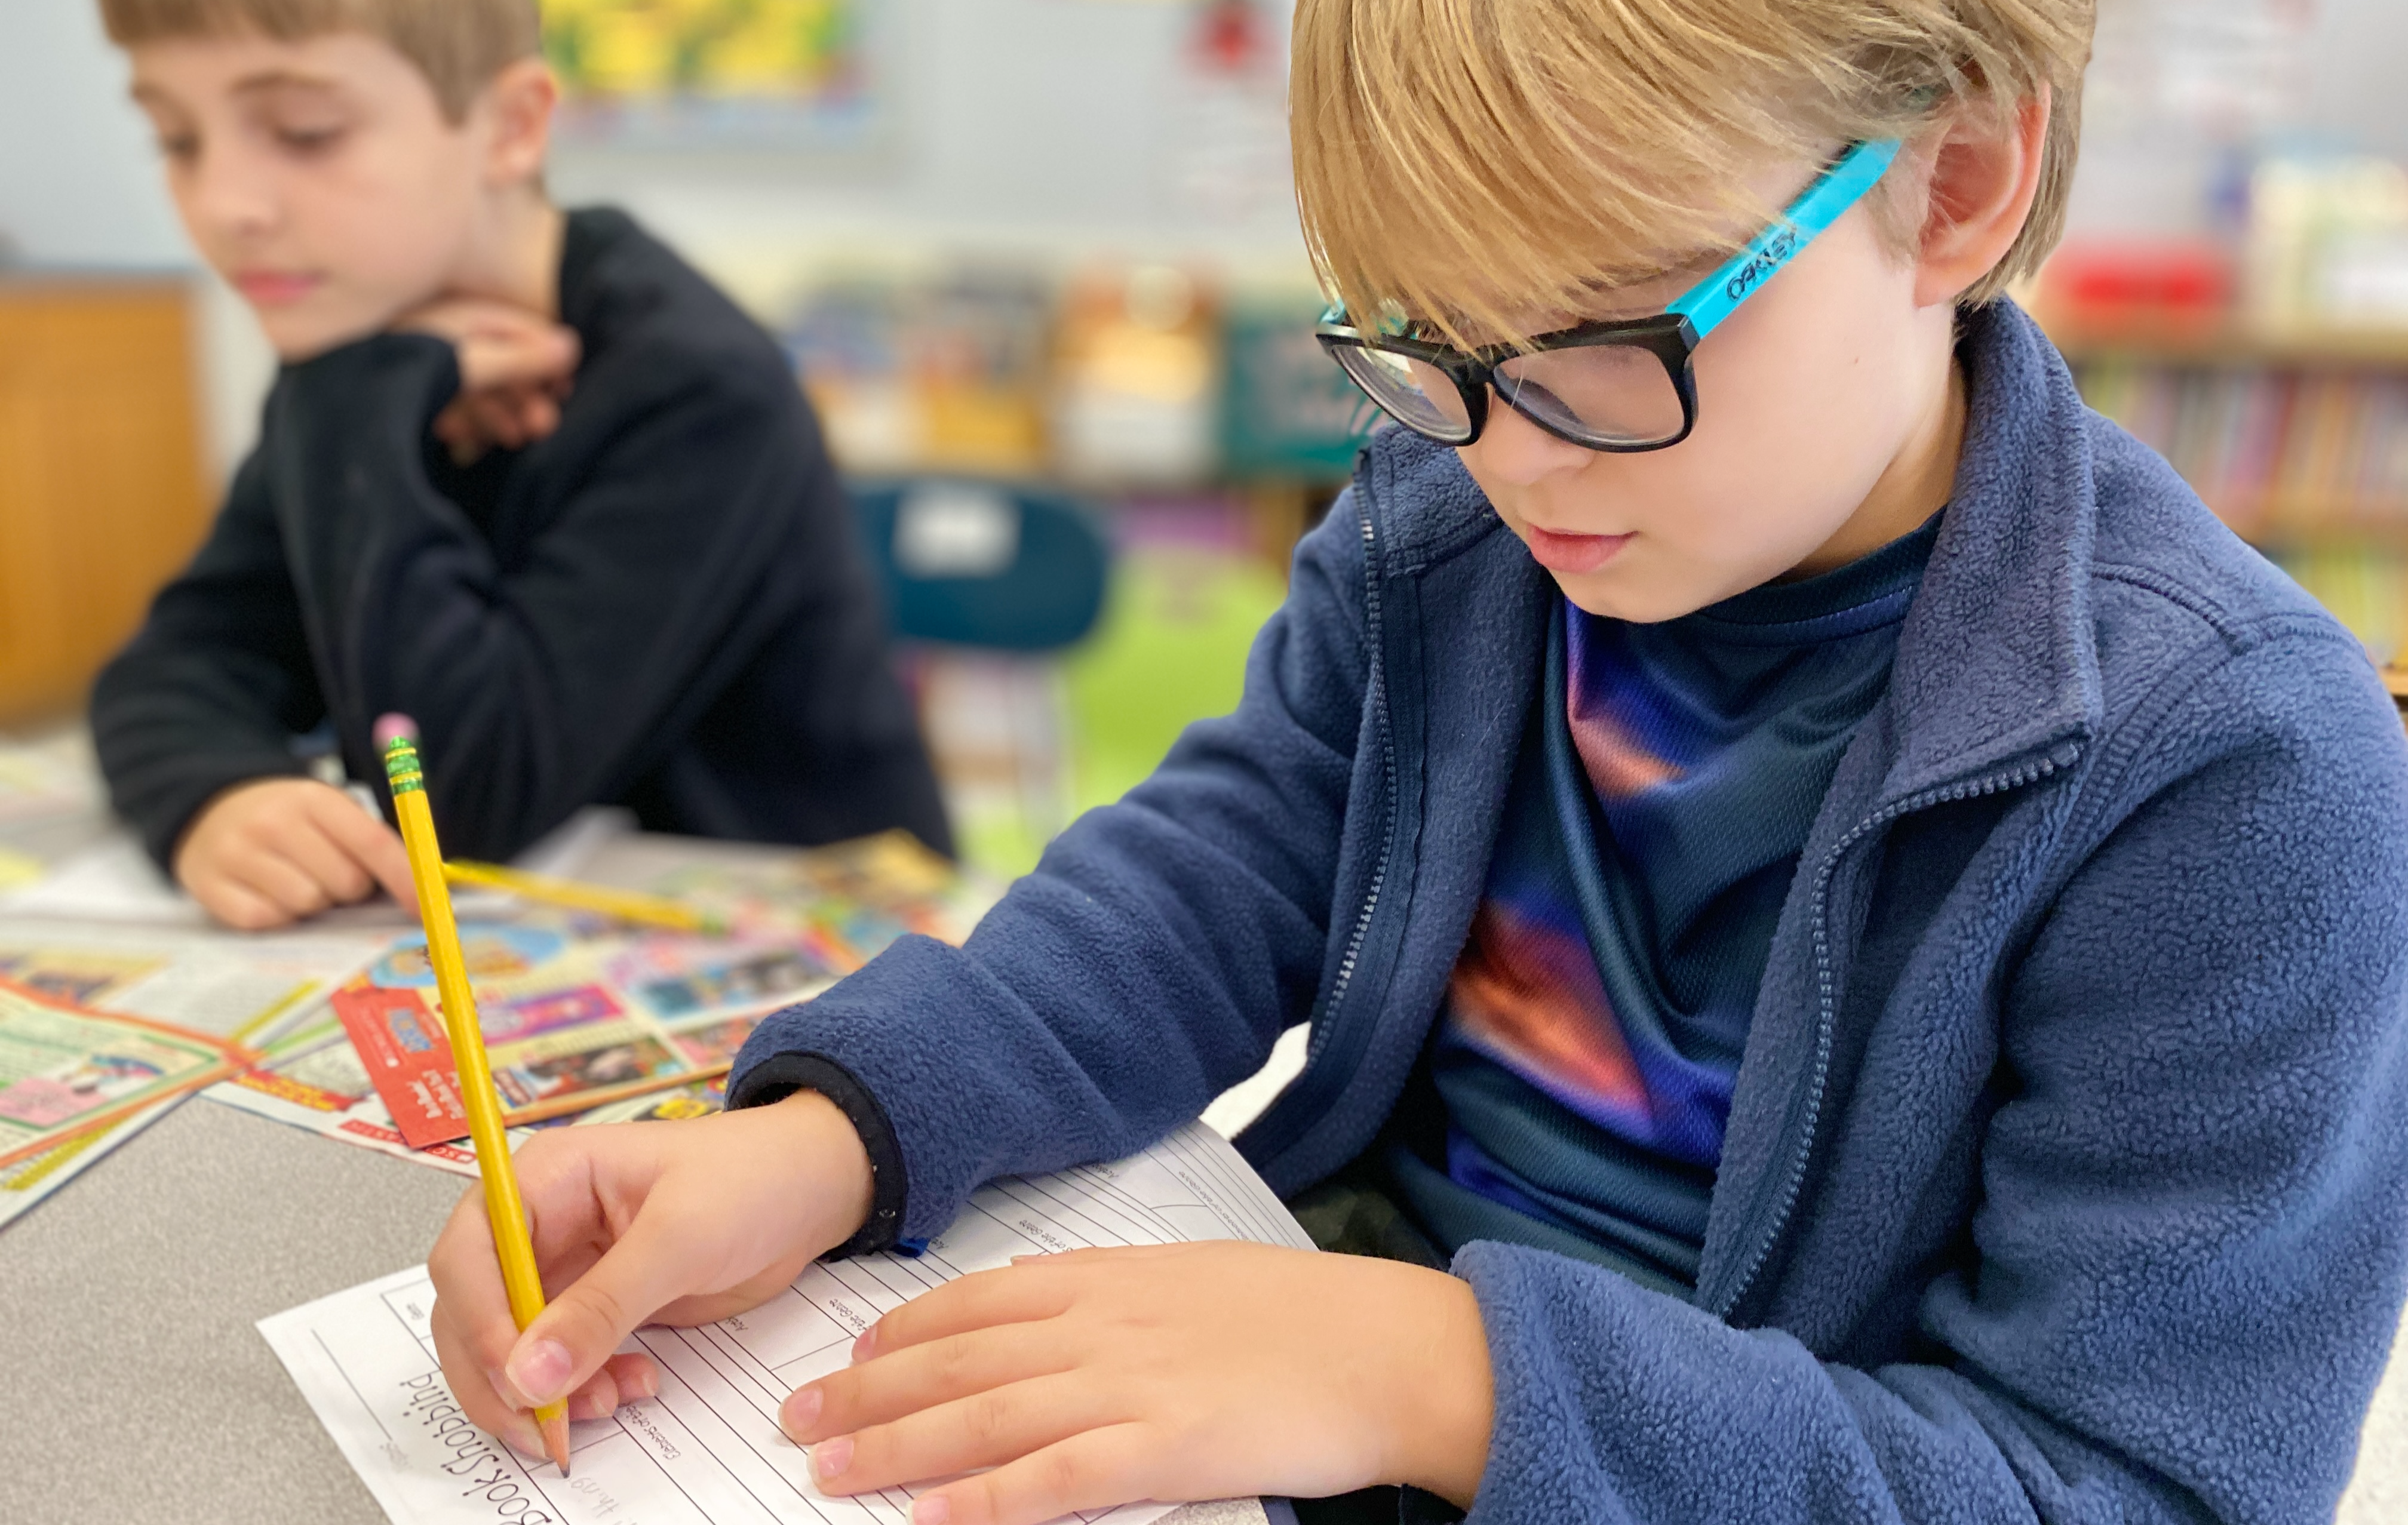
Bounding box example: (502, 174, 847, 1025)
(0, 1100, 1265, 1525)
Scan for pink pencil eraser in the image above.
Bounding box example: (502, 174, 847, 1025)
(373, 713, 420, 748)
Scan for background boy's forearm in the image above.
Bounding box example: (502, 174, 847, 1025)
(92, 453, 325, 869)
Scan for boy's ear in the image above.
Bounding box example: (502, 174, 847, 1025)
(1911, 88, 2050, 309)
(479, 57, 558, 189)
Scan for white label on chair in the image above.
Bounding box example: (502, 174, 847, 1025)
(895, 485, 1022, 578)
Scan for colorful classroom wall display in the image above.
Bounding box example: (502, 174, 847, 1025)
(541, 0, 892, 152)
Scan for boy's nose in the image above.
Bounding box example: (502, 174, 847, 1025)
(185, 148, 281, 239)
(1470, 390, 1596, 487)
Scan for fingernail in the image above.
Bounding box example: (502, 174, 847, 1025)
(507, 1339, 574, 1406)
(915, 1494, 952, 1525)
(851, 1325, 877, 1361)
(625, 1364, 659, 1401)
(814, 1434, 853, 1482)
(781, 1386, 822, 1437)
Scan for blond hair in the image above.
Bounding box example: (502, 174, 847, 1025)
(99, 0, 542, 121)
(1292, 0, 2094, 347)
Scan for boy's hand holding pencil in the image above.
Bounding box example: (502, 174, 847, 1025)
(423, 1086, 876, 1462)
(393, 697, 874, 1474)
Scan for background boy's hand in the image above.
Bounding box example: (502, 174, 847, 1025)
(396, 296, 581, 463)
(426, 1090, 876, 1462)
(781, 1241, 1496, 1525)
(173, 776, 415, 929)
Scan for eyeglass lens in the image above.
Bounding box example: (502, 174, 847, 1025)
(1491, 346, 1685, 448)
(1329, 344, 1476, 442)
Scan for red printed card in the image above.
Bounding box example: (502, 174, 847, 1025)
(330, 973, 750, 1152)
(333, 985, 475, 1149)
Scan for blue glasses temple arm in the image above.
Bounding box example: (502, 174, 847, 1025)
(1666, 138, 1903, 341)
(1320, 138, 1900, 342)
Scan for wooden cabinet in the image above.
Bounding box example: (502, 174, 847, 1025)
(0, 276, 212, 724)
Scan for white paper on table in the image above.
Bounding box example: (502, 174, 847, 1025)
(0, 834, 415, 931)
(508, 807, 637, 879)
(0, 807, 632, 928)
(0, 728, 103, 827)
(1, 835, 211, 924)
(262, 1120, 1313, 1525)
(0, 920, 392, 1043)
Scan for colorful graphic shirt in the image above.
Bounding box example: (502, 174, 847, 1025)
(1391, 519, 1939, 1292)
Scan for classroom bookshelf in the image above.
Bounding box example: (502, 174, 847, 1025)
(2041, 308, 2408, 665)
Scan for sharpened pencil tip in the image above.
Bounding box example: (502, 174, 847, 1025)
(542, 1412, 572, 1477)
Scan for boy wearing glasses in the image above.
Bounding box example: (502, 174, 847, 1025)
(428, 2, 2408, 1522)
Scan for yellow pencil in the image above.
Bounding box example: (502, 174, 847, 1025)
(377, 717, 573, 1477)
(441, 859, 727, 934)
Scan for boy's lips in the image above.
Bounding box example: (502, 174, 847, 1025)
(1522, 524, 1634, 575)
(231, 270, 325, 306)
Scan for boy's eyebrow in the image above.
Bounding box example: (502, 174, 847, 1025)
(226, 70, 352, 100)
(128, 69, 350, 115)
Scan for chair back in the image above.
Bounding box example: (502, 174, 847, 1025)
(852, 479, 1111, 651)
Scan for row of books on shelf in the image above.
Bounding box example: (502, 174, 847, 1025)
(781, 265, 1375, 488)
(2269, 545, 2408, 665)
(2071, 360, 2408, 534)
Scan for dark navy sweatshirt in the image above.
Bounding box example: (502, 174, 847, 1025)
(94, 207, 949, 867)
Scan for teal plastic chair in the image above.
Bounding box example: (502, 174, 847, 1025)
(851, 479, 1111, 651)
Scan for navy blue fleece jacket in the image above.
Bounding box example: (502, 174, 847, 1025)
(730, 300, 2408, 1524)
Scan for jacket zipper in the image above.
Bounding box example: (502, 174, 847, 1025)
(1312, 496, 1398, 1063)
(1255, 491, 1398, 1158)
(1708, 742, 2080, 1321)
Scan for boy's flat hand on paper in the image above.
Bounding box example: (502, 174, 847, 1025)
(425, 1090, 874, 1461)
(174, 776, 416, 929)
(780, 1241, 1495, 1525)
(397, 296, 580, 463)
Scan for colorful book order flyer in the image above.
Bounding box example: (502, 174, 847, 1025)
(0, 921, 392, 1225)
(208, 829, 995, 1170)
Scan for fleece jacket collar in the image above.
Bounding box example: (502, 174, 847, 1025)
(1876, 302, 2104, 804)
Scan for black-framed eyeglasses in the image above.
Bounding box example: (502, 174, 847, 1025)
(1315, 139, 1902, 453)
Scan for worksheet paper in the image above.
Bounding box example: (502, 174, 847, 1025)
(262, 1121, 1313, 1525)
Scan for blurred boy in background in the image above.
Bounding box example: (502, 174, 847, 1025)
(93, 0, 949, 930)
